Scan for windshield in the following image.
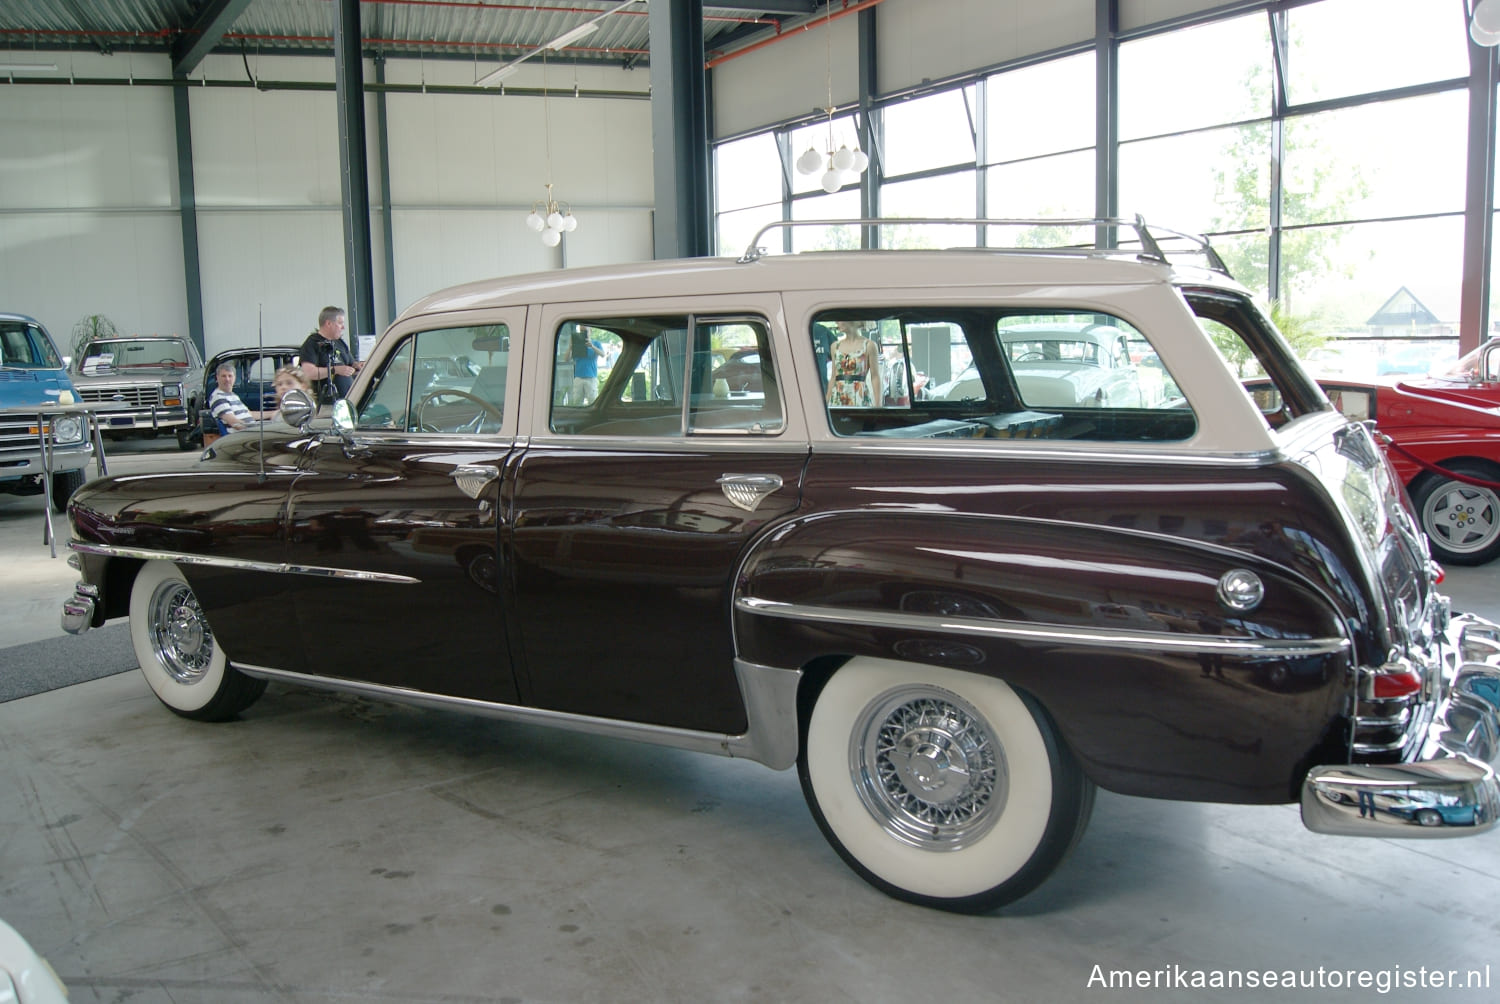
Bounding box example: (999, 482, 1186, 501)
(79, 339, 190, 372)
(0, 321, 63, 369)
(1431, 339, 1500, 383)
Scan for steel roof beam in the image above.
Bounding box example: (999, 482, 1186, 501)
(172, 0, 254, 77)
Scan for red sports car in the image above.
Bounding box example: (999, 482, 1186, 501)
(1318, 338, 1500, 565)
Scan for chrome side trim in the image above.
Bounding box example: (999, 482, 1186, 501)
(234, 657, 803, 770)
(736, 595, 1350, 658)
(67, 542, 421, 585)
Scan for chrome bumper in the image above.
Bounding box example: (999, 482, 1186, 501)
(1302, 613, 1500, 838)
(60, 582, 98, 636)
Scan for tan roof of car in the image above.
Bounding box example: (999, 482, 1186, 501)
(401, 250, 1234, 320)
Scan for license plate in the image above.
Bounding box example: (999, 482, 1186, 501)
(109, 417, 133, 426)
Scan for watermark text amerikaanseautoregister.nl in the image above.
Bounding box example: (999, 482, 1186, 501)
(1088, 964, 1491, 994)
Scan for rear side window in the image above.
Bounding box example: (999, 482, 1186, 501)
(549, 315, 784, 437)
(813, 307, 1195, 443)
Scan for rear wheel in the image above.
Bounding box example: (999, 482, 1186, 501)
(798, 657, 1093, 913)
(50, 468, 85, 513)
(1412, 462, 1500, 566)
(128, 560, 266, 721)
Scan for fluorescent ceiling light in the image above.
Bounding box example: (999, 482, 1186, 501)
(0, 62, 58, 73)
(475, 61, 521, 87)
(544, 22, 599, 51)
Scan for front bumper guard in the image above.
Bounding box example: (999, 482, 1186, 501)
(61, 582, 98, 636)
(1302, 613, 1500, 838)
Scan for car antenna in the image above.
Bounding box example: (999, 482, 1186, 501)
(257, 303, 266, 484)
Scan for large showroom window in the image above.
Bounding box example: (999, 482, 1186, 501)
(712, 0, 1484, 369)
(985, 52, 1095, 223)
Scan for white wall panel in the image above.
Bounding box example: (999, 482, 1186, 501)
(0, 211, 186, 348)
(714, 15, 858, 140)
(1121, 0, 1234, 32)
(878, 0, 1094, 96)
(195, 210, 348, 359)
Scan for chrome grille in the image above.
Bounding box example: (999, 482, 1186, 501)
(0, 414, 75, 458)
(77, 385, 161, 408)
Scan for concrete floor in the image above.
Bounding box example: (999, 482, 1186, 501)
(2, 439, 1499, 1003)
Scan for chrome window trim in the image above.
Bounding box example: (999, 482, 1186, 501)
(736, 596, 1350, 658)
(234, 658, 802, 770)
(809, 438, 1285, 468)
(67, 542, 421, 585)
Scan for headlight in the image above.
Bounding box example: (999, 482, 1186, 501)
(51, 414, 85, 445)
(162, 382, 183, 406)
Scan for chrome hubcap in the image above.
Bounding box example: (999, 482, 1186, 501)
(149, 580, 213, 685)
(850, 686, 1006, 850)
(1424, 483, 1498, 554)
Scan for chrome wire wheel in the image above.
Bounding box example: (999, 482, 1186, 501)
(129, 560, 266, 720)
(148, 578, 215, 685)
(798, 657, 1094, 913)
(851, 686, 1006, 850)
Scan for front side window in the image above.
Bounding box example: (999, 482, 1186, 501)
(355, 324, 508, 433)
(0, 322, 62, 369)
(550, 315, 783, 436)
(814, 307, 1195, 443)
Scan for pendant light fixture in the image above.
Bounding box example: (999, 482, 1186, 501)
(794, 2, 869, 194)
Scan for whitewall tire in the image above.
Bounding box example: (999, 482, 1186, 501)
(128, 560, 266, 721)
(798, 657, 1093, 913)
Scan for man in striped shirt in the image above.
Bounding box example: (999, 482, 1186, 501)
(208, 363, 267, 432)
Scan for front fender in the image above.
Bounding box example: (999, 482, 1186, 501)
(735, 509, 1351, 804)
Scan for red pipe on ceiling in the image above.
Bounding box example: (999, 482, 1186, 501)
(705, 0, 889, 70)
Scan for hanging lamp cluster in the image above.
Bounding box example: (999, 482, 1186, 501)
(793, 1, 869, 194)
(526, 183, 577, 247)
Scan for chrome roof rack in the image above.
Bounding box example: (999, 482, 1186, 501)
(736, 214, 1232, 278)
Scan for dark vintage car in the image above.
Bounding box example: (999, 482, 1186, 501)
(60, 219, 1500, 914)
(1276, 338, 1500, 566)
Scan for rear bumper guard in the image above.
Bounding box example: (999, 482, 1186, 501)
(1302, 614, 1500, 838)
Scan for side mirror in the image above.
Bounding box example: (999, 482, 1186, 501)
(331, 398, 354, 433)
(279, 389, 316, 430)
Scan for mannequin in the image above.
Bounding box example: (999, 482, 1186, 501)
(826, 322, 882, 407)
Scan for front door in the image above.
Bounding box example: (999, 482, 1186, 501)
(282, 313, 523, 704)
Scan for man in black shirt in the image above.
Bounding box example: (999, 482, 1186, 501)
(299, 306, 363, 407)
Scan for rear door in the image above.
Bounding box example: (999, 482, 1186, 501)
(508, 297, 807, 734)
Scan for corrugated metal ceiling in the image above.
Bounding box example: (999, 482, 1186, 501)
(0, 1, 820, 69)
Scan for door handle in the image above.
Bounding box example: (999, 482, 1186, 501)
(452, 464, 500, 500)
(717, 473, 783, 512)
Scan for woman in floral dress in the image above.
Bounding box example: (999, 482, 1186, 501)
(826, 323, 882, 407)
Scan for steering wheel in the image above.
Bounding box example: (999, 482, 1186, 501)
(415, 389, 504, 432)
(1015, 350, 1046, 362)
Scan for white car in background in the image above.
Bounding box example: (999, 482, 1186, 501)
(931, 321, 1155, 407)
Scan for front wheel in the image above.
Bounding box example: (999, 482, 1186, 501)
(1412, 462, 1500, 566)
(798, 657, 1093, 913)
(176, 425, 199, 451)
(128, 560, 266, 721)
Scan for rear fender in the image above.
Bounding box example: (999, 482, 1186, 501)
(736, 510, 1351, 803)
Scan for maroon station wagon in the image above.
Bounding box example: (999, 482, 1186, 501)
(61, 219, 1500, 913)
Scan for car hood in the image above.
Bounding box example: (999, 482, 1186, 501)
(0, 366, 76, 406)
